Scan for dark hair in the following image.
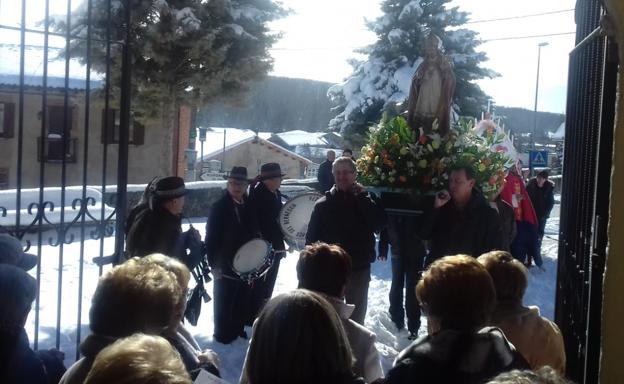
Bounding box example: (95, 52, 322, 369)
(537, 170, 549, 179)
(416, 255, 496, 332)
(0, 264, 37, 326)
(245, 290, 354, 384)
(449, 165, 476, 180)
(343, 148, 353, 155)
(297, 242, 352, 297)
(89, 258, 180, 337)
(477, 251, 527, 304)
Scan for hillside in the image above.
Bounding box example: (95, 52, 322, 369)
(198, 77, 565, 137)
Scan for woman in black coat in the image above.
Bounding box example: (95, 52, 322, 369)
(247, 163, 287, 322)
(205, 167, 258, 344)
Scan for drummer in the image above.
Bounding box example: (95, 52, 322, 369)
(247, 163, 287, 323)
(205, 166, 258, 344)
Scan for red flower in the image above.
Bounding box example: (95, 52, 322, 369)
(419, 135, 428, 145)
(422, 175, 432, 185)
(399, 175, 407, 183)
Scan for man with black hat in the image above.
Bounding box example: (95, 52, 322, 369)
(126, 176, 202, 270)
(0, 234, 38, 271)
(205, 167, 258, 344)
(247, 163, 287, 322)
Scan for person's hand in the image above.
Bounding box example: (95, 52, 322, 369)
(434, 190, 451, 209)
(198, 349, 221, 369)
(212, 268, 223, 280)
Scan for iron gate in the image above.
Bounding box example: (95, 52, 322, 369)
(555, 0, 618, 382)
(0, 0, 131, 361)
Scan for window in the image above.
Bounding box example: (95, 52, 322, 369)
(0, 168, 8, 189)
(0, 102, 15, 138)
(36, 105, 77, 163)
(101, 108, 145, 145)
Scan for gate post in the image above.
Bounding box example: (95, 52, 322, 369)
(600, 2, 624, 383)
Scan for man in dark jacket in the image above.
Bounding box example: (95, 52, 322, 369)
(247, 163, 287, 322)
(306, 157, 386, 324)
(205, 167, 258, 343)
(420, 166, 504, 265)
(126, 176, 202, 270)
(0, 264, 66, 384)
(526, 170, 555, 250)
(317, 150, 336, 193)
(378, 215, 426, 338)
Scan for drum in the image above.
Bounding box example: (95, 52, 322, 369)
(232, 239, 273, 283)
(279, 192, 323, 250)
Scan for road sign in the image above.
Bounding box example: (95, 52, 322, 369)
(529, 150, 548, 167)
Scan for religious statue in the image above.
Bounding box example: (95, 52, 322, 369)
(407, 33, 456, 136)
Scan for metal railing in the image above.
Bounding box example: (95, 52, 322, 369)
(0, 0, 131, 361)
(555, 0, 618, 382)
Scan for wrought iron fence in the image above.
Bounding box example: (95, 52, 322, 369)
(0, 0, 131, 360)
(555, 0, 618, 382)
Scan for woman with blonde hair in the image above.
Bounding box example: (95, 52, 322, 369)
(59, 258, 181, 384)
(84, 333, 191, 384)
(477, 251, 565, 373)
(242, 289, 364, 384)
(385, 255, 528, 384)
(141, 254, 221, 379)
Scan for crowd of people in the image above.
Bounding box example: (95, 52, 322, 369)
(0, 148, 565, 383)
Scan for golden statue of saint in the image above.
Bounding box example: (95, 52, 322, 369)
(407, 33, 456, 136)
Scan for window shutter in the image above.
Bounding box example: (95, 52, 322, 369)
(101, 108, 116, 144)
(3, 103, 15, 138)
(132, 121, 145, 146)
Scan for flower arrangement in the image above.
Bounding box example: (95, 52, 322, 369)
(356, 115, 511, 199)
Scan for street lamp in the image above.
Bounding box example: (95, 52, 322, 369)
(532, 42, 549, 151)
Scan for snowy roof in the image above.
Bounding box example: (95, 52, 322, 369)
(195, 127, 271, 160)
(195, 127, 312, 165)
(270, 130, 330, 147)
(0, 44, 102, 89)
(293, 145, 343, 160)
(550, 122, 565, 139)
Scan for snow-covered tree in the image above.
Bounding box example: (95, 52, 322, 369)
(52, 0, 286, 123)
(328, 0, 496, 137)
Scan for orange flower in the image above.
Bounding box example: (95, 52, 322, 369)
(482, 158, 492, 166)
(488, 176, 497, 185)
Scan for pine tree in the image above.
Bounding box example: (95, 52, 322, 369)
(328, 0, 496, 138)
(52, 0, 286, 127)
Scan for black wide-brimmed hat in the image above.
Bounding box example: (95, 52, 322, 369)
(259, 163, 286, 180)
(225, 166, 251, 182)
(151, 176, 188, 200)
(0, 234, 38, 271)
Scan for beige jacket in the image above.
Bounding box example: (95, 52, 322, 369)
(491, 303, 566, 374)
(325, 295, 384, 382)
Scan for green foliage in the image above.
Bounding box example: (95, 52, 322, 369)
(51, 0, 287, 119)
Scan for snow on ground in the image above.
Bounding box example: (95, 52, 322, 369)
(26, 209, 560, 383)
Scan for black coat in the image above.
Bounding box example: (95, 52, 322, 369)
(493, 197, 516, 253)
(305, 187, 385, 269)
(126, 205, 182, 258)
(317, 159, 334, 192)
(205, 192, 258, 276)
(526, 178, 555, 220)
(385, 327, 529, 384)
(420, 190, 504, 263)
(249, 182, 285, 251)
(0, 327, 50, 384)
